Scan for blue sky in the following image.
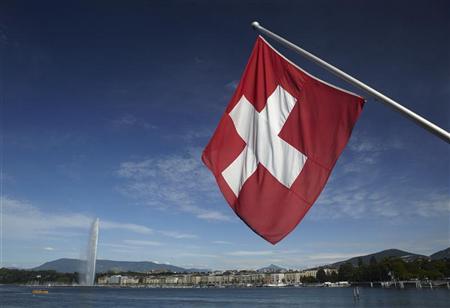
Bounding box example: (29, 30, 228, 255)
(1, 0, 449, 270)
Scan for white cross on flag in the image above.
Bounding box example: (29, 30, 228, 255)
(202, 37, 364, 244)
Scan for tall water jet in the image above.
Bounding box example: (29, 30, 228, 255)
(81, 218, 99, 286)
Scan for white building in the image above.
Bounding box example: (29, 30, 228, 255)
(121, 276, 139, 285)
(270, 273, 285, 285)
(108, 275, 122, 284)
(299, 270, 318, 278)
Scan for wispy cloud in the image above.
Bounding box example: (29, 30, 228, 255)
(312, 179, 449, 221)
(308, 131, 448, 221)
(305, 252, 366, 261)
(178, 252, 218, 258)
(197, 212, 231, 221)
(102, 221, 153, 234)
(413, 191, 450, 218)
(100, 242, 135, 250)
(212, 240, 232, 245)
(341, 131, 404, 173)
(112, 114, 157, 130)
(1, 196, 155, 239)
(113, 114, 137, 126)
(116, 147, 232, 222)
(43, 247, 55, 251)
(225, 80, 238, 91)
(227, 250, 274, 256)
(123, 239, 163, 246)
(170, 128, 212, 143)
(347, 131, 404, 153)
(117, 160, 156, 179)
(158, 230, 198, 239)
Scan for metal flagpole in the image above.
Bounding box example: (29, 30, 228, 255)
(251, 21, 450, 144)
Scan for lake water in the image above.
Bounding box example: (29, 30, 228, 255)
(1, 285, 449, 307)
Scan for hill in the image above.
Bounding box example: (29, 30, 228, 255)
(258, 264, 286, 273)
(33, 258, 207, 273)
(328, 249, 428, 268)
(430, 247, 450, 260)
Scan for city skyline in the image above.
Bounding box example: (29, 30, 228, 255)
(1, 1, 449, 270)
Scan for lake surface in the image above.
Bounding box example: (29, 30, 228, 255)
(1, 285, 449, 307)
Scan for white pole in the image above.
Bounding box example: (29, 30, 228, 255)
(251, 21, 450, 144)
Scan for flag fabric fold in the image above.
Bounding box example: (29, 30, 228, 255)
(202, 36, 364, 244)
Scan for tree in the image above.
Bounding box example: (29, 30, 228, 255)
(301, 275, 317, 283)
(369, 256, 377, 265)
(357, 257, 363, 267)
(338, 263, 354, 281)
(329, 271, 338, 282)
(316, 269, 327, 283)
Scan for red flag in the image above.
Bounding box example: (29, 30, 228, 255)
(202, 36, 364, 244)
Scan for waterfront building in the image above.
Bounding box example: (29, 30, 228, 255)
(299, 270, 318, 278)
(270, 273, 285, 285)
(97, 276, 109, 284)
(191, 275, 202, 285)
(200, 276, 209, 284)
(222, 274, 236, 285)
(121, 276, 139, 285)
(165, 276, 179, 284)
(284, 272, 302, 285)
(207, 274, 224, 285)
(143, 276, 162, 285)
(323, 268, 338, 275)
(108, 275, 122, 284)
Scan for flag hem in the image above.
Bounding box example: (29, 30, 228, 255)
(258, 35, 366, 101)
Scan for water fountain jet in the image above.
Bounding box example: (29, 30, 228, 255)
(80, 218, 99, 286)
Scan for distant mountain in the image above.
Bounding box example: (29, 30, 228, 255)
(31, 247, 449, 274)
(430, 248, 450, 260)
(258, 264, 286, 272)
(33, 258, 207, 273)
(328, 249, 428, 268)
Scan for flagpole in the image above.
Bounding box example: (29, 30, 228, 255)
(251, 21, 450, 144)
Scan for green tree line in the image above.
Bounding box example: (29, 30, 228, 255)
(314, 257, 450, 283)
(0, 268, 78, 284)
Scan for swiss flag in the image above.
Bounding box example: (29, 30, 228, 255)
(202, 36, 364, 244)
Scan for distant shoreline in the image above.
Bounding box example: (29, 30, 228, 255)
(4, 281, 449, 289)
